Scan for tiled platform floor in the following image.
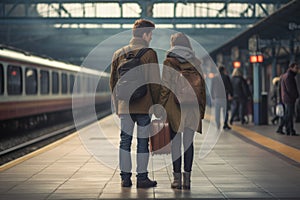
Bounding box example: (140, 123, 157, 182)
(0, 115, 300, 199)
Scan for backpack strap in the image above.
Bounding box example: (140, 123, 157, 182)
(121, 47, 128, 59)
(165, 57, 183, 72)
(135, 48, 151, 59)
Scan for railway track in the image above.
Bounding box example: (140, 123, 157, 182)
(0, 110, 111, 165)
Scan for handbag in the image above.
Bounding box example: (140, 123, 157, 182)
(149, 119, 171, 155)
(276, 103, 284, 117)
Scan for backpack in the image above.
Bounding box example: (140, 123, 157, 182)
(170, 59, 203, 105)
(174, 69, 202, 105)
(116, 48, 150, 102)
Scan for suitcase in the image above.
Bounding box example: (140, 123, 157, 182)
(149, 119, 171, 155)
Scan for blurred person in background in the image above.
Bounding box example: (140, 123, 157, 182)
(229, 68, 251, 125)
(271, 77, 281, 125)
(277, 62, 299, 136)
(211, 65, 233, 130)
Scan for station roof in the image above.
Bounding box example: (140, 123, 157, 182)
(210, 0, 300, 57)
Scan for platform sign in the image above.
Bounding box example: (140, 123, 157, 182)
(249, 35, 258, 52)
(216, 53, 223, 65)
(231, 46, 239, 60)
(250, 55, 257, 63)
(289, 22, 300, 31)
(250, 54, 263, 63)
(233, 61, 241, 68)
(257, 54, 263, 62)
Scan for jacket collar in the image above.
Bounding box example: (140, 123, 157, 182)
(288, 68, 297, 77)
(129, 37, 149, 48)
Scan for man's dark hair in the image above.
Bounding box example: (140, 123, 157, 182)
(132, 19, 155, 37)
(218, 65, 225, 73)
(289, 62, 298, 69)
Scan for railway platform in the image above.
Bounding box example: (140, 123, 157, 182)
(0, 114, 300, 199)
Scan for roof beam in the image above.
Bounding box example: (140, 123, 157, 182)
(0, 0, 292, 3)
(0, 17, 262, 25)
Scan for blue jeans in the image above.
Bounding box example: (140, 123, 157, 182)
(119, 114, 151, 181)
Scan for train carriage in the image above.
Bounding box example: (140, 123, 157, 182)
(0, 45, 111, 130)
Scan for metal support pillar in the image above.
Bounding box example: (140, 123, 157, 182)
(253, 63, 261, 125)
(271, 41, 277, 78)
(290, 37, 295, 63)
(253, 62, 268, 125)
(0, 3, 4, 16)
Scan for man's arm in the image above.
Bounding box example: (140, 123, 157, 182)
(286, 76, 299, 100)
(110, 52, 119, 114)
(110, 52, 118, 92)
(143, 49, 161, 104)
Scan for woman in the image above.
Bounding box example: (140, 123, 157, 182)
(158, 33, 206, 190)
(271, 77, 281, 125)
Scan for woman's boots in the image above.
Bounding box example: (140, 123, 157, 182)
(171, 172, 191, 190)
(183, 172, 191, 190)
(171, 172, 182, 189)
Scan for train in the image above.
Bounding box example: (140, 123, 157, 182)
(0, 45, 111, 131)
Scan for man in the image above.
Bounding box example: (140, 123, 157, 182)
(277, 62, 299, 136)
(110, 19, 161, 188)
(229, 68, 251, 125)
(211, 65, 233, 130)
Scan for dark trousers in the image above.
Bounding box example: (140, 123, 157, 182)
(230, 98, 247, 124)
(277, 116, 285, 131)
(119, 114, 151, 181)
(277, 103, 296, 134)
(170, 127, 195, 173)
(225, 99, 230, 125)
(285, 103, 295, 134)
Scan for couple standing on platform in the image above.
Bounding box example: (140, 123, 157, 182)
(110, 19, 206, 189)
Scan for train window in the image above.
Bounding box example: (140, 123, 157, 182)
(52, 71, 59, 94)
(7, 65, 22, 95)
(81, 76, 86, 92)
(69, 74, 75, 93)
(96, 79, 101, 93)
(87, 77, 91, 93)
(0, 64, 3, 94)
(25, 68, 37, 94)
(61, 73, 68, 94)
(97, 77, 109, 92)
(88, 77, 93, 93)
(75, 75, 81, 93)
(103, 77, 110, 92)
(40, 70, 49, 94)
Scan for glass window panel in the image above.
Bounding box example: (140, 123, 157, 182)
(7, 65, 22, 95)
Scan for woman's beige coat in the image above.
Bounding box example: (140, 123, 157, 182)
(158, 56, 206, 133)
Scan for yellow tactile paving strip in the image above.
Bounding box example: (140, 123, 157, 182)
(231, 125, 300, 163)
(204, 113, 300, 163)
